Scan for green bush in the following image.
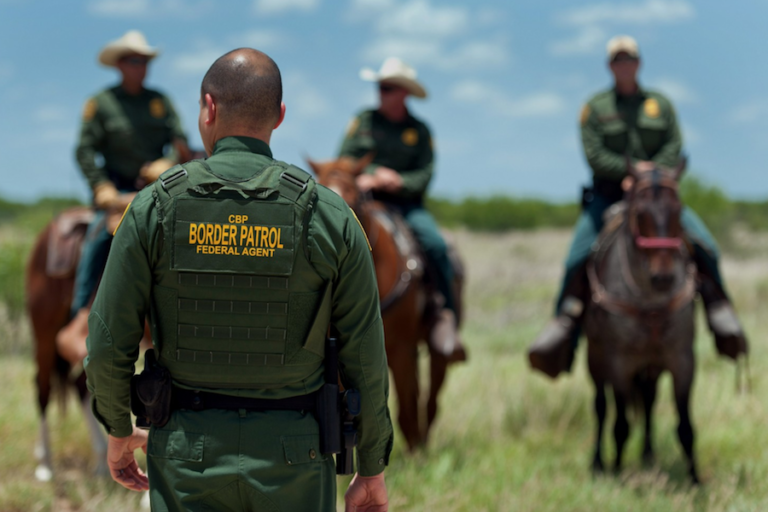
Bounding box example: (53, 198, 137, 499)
(0, 240, 28, 321)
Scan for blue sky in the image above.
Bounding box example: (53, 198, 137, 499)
(2, 0, 767, 202)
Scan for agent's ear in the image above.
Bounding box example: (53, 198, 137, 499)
(274, 102, 286, 130)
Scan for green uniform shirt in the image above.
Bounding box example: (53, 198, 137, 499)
(75, 85, 187, 190)
(84, 136, 393, 476)
(338, 109, 434, 203)
(580, 86, 682, 184)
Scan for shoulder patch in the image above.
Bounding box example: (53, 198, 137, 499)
(113, 202, 131, 236)
(345, 117, 359, 138)
(350, 208, 371, 251)
(401, 128, 419, 146)
(580, 104, 591, 125)
(82, 99, 97, 121)
(149, 98, 166, 119)
(643, 98, 660, 119)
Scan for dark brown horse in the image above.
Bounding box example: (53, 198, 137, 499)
(26, 200, 134, 481)
(584, 160, 700, 482)
(308, 155, 465, 450)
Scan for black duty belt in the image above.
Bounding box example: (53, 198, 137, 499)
(172, 386, 318, 412)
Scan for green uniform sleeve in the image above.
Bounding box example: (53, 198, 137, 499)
(332, 207, 393, 476)
(159, 95, 188, 164)
(75, 98, 111, 189)
(84, 191, 156, 437)
(581, 103, 630, 181)
(650, 100, 683, 168)
(398, 124, 434, 199)
(338, 114, 379, 176)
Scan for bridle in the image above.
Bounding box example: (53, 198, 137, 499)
(627, 171, 684, 252)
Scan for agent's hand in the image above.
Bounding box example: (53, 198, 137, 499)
(140, 158, 175, 184)
(107, 426, 149, 492)
(344, 472, 388, 512)
(373, 167, 402, 193)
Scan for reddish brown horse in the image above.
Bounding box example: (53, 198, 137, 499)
(25, 200, 135, 480)
(308, 155, 465, 450)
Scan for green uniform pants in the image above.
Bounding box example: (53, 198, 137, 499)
(391, 202, 456, 313)
(147, 408, 336, 512)
(556, 192, 724, 315)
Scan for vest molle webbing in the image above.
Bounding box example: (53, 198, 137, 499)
(150, 160, 332, 389)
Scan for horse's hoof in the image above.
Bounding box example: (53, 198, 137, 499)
(591, 459, 604, 475)
(642, 452, 655, 467)
(35, 464, 53, 482)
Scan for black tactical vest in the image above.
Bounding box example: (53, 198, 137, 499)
(149, 159, 331, 389)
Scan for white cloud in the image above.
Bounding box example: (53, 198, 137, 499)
(284, 72, 332, 120)
(254, 0, 318, 15)
(451, 80, 566, 118)
(559, 0, 694, 26)
(551, 0, 695, 56)
(729, 99, 768, 124)
(35, 105, 70, 123)
(376, 0, 468, 37)
(88, 0, 213, 18)
(651, 78, 698, 104)
(362, 37, 508, 71)
(171, 31, 283, 75)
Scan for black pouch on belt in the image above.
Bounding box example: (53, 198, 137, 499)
(130, 349, 172, 429)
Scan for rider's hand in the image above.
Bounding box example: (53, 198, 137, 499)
(107, 426, 149, 492)
(344, 472, 388, 512)
(140, 158, 175, 184)
(373, 167, 402, 193)
(357, 173, 378, 193)
(93, 182, 120, 209)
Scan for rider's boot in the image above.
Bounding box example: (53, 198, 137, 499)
(699, 277, 748, 360)
(528, 262, 589, 379)
(429, 308, 467, 363)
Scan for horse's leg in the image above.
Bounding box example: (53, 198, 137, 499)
(636, 370, 660, 466)
(426, 350, 448, 444)
(592, 382, 607, 473)
(612, 388, 630, 474)
(387, 342, 422, 450)
(75, 372, 108, 476)
(672, 359, 699, 483)
(33, 325, 56, 482)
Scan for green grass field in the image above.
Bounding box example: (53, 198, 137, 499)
(1, 227, 766, 511)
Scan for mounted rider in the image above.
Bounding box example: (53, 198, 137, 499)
(338, 57, 466, 362)
(528, 35, 748, 378)
(63, 31, 190, 354)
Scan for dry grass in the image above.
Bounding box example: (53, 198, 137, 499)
(1, 228, 766, 511)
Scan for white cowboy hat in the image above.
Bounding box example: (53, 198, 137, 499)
(98, 30, 159, 67)
(606, 35, 640, 61)
(359, 57, 428, 99)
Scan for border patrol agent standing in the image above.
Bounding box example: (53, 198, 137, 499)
(85, 49, 392, 512)
(339, 57, 465, 362)
(70, 30, 189, 329)
(528, 36, 749, 378)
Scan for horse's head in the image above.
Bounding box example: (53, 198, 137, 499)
(625, 158, 687, 291)
(306, 154, 375, 207)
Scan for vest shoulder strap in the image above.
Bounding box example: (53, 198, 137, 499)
(277, 164, 313, 203)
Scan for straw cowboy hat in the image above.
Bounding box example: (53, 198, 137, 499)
(98, 30, 159, 67)
(360, 57, 428, 99)
(606, 35, 640, 61)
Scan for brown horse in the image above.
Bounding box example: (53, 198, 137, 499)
(584, 160, 700, 482)
(25, 199, 135, 481)
(307, 155, 465, 450)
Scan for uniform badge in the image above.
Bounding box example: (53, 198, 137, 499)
(345, 117, 359, 138)
(643, 98, 660, 118)
(149, 98, 166, 119)
(82, 99, 97, 121)
(401, 128, 419, 146)
(580, 104, 590, 125)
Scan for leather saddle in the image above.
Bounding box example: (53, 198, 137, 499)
(46, 207, 95, 278)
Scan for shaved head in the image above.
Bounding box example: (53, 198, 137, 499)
(201, 48, 282, 130)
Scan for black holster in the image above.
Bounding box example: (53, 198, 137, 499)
(130, 349, 172, 430)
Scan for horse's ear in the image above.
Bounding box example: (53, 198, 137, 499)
(673, 155, 687, 181)
(305, 155, 322, 177)
(626, 154, 641, 181)
(353, 152, 376, 177)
